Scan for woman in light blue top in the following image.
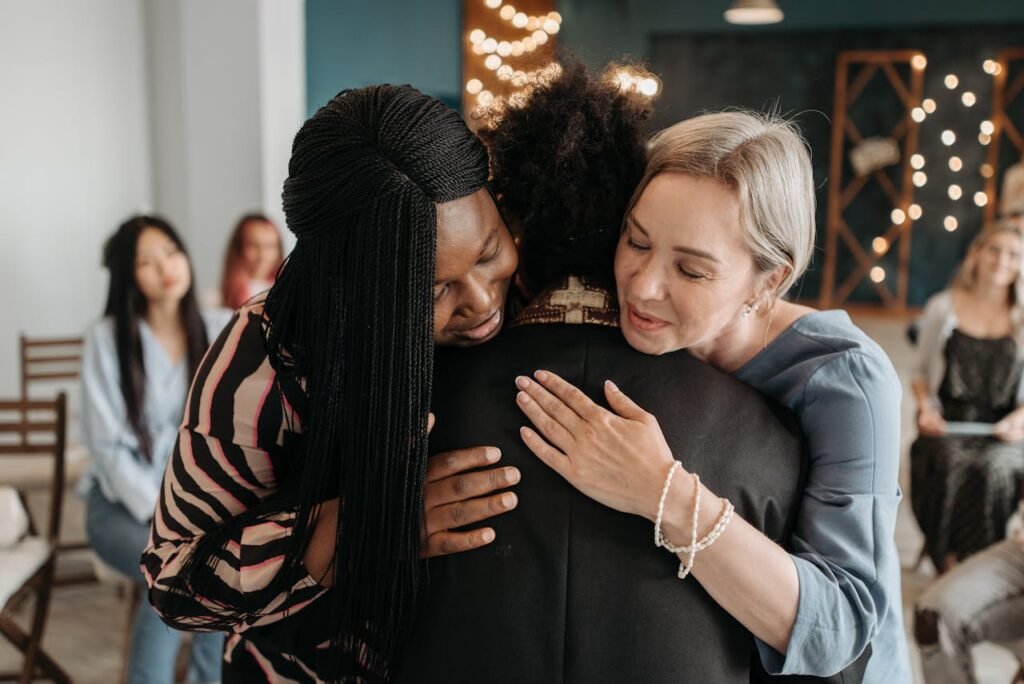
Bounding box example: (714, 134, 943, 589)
(80, 215, 230, 684)
(512, 112, 909, 681)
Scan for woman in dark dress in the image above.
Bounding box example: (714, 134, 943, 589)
(911, 221, 1024, 572)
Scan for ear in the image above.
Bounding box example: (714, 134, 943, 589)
(756, 266, 790, 310)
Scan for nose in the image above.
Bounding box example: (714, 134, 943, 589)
(629, 258, 667, 302)
(457, 273, 495, 319)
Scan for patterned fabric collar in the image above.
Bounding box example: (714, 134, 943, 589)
(511, 276, 620, 328)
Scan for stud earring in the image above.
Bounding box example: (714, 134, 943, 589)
(742, 303, 754, 317)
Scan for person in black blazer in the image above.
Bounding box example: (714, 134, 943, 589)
(397, 63, 859, 683)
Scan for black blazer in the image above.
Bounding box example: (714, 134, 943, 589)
(397, 322, 806, 684)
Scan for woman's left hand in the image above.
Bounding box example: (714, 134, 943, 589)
(515, 370, 675, 520)
(995, 407, 1024, 442)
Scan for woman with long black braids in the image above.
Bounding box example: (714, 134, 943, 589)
(141, 85, 520, 682)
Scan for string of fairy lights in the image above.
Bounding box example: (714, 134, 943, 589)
(465, 1, 661, 117)
(867, 55, 1004, 285)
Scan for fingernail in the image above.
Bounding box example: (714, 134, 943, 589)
(517, 391, 530, 404)
(534, 370, 549, 381)
(486, 448, 501, 463)
(605, 379, 619, 392)
(515, 375, 530, 389)
(502, 493, 517, 507)
(506, 467, 521, 484)
(520, 426, 533, 438)
(482, 529, 495, 543)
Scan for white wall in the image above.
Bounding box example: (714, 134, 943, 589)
(0, 0, 153, 394)
(0, 0, 306, 395)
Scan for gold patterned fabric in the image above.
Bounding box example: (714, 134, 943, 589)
(511, 276, 619, 328)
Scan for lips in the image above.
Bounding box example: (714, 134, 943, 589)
(626, 303, 670, 332)
(454, 309, 502, 341)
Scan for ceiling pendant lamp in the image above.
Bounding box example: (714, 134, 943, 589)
(724, 0, 784, 25)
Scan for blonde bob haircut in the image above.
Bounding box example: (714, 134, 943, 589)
(627, 110, 816, 300)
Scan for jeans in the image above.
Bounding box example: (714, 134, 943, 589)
(86, 486, 224, 684)
(916, 538, 1024, 683)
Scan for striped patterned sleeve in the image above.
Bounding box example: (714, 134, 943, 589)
(141, 305, 327, 632)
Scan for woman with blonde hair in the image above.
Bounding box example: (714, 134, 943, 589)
(512, 110, 909, 681)
(911, 220, 1024, 573)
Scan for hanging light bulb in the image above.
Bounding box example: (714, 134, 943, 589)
(484, 54, 502, 70)
(872, 237, 889, 254)
(724, 0, 784, 25)
(980, 120, 995, 135)
(909, 204, 923, 220)
(466, 79, 483, 95)
(949, 156, 963, 172)
(913, 172, 928, 187)
(980, 163, 994, 179)
(948, 184, 963, 200)
(499, 5, 516, 20)
(891, 208, 906, 225)
(941, 130, 956, 146)
(870, 267, 886, 283)
(912, 54, 927, 70)
(532, 30, 549, 45)
(961, 92, 976, 107)
(944, 216, 958, 232)
(497, 41, 512, 57)
(911, 107, 926, 123)
(944, 74, 959, 89)
(542, 18, 560, 34)
(485, 0, 502, 8)
(469, 29, 486, 44)
(974, 192, 989, 207)
(482, 37, 497, 53)
(983, 59, 998, 74)
(979, 133, 992, 145)
(512, 12, 528, 28)
(910, 154, 926, 170)
(922, 98, 937, 114)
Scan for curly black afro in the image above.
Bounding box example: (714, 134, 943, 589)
(480, 59, 654, 296)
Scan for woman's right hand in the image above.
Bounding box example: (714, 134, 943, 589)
(421, 443, 520, 558)
(917, 407, 947, 437)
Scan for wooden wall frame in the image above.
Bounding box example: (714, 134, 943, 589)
(820, 50, 926, 311)
(984, 47, 1024, 222)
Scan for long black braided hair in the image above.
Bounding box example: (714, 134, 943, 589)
(177, 85, 489, 680)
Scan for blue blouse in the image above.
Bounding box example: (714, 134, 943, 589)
(79, 311, 230, 523)
(734, 310, 910, 683)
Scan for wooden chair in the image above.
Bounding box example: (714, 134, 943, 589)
(16, 335, 94, 586)
(0, 395, 71, 683)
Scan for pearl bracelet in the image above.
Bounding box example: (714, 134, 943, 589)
(653, 461, 735, 580)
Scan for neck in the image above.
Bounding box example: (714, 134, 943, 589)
(145, 299, 183, 332)
(968, 282, 1010, 305)
(690, 313, 767, 373)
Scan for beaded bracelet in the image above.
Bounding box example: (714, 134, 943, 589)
(653, 461, 735, 580)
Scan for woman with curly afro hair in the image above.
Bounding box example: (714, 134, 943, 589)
(397, 60, 809, 684)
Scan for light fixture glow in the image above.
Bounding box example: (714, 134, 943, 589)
(638, 77, 661, 97)
(980, 163, 994, 179)
(469, 29, 486, 44)
(962, 92, 976, 107)
(911, 154, 926, 170)
(922, 98, 937, 114)
(872, 237, 889, 254)
(948, 184, 963, 200)
(974, 192, 989, 207)
(949, 156, 963, 172)
(499, 5, 516, 20)
(724, 0, 784, 25)
(979, 133, 992, 145)
(980, 120, 995, 135)
(482, 37, 497, 53)
(909, 204, 923, 220)
(911, 107, 926, 123)
(512, 12, 528, 28)
(912, 55, 927, 70)
(913, 172, 928, 187)
(891, 208, 906, 225)
(941, 130, 956, 146)
(944, 216, 958, 232)
(484, 54, 502, 70)
(542, 18, 560, 34)
(870, 267, 886, 283)
(944, 74, 959, 89)
(466, 79, 483, 94)
(485, 0, 501, 8)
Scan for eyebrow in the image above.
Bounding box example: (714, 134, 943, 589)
(478, 227, 498, 259)
(627, 214, 722, 264)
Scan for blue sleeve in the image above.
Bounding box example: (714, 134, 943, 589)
(80, 323, 162, 523)
(755, 350, 903, 676)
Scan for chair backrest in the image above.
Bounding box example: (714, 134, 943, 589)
(19, 335, 84, 444)
(20, 335, 84, 399)
(0, 394, 67, 543)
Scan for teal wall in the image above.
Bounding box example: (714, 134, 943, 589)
(305, 0, 461, 115)
(305, 1, 1024, 116)
(559, 0, 1024, 67)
